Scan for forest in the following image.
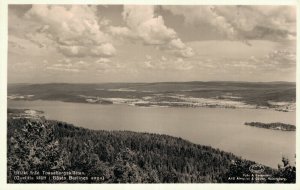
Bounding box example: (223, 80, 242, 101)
(245, 122, 296, 131)
(7, 111, 296, 183)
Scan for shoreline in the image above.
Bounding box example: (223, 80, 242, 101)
(7, 97, 296, 113)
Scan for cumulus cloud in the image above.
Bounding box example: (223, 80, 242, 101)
(25, 5, 116, 57)
(169, 39, 185, 49)
(25, 5, 108, 44)
(167, 39, 194, 57)
(57, 43, 116, 57)
(90, 43, 116, 57)
(163, 5, 296, 42)
(122, 5, 194, 58)
(109, 26, 136, 39)
(174, 58, 194, 71)
(178, 47, 194, 58)
(123, 5, 177, 45)
(19, 5, 195, 59)
(58, 46, 82, 57)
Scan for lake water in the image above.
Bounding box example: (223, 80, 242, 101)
(8, 100, 296, 168)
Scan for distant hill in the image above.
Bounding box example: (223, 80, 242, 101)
(7, 81, 296, 108)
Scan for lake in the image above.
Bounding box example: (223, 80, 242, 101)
(8, 100, 296, 168)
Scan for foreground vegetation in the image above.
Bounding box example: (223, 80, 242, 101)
(7, 109, 295, 183)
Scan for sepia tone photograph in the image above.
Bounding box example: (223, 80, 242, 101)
(6, 4, 296, 184)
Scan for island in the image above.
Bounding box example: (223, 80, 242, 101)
(244, 122, 296, 131)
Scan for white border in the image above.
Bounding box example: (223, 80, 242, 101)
(0, 0, 299, 190)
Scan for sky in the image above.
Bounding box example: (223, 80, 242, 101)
(8, 5, 296, 83)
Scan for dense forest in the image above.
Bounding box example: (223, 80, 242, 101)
(7, 110, 295, 183)
(245, 122, 296, 131)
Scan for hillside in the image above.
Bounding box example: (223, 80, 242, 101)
(7, 110, 295, 183)
(7, 81, 296, 111)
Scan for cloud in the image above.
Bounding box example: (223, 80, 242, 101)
(8, 34, 55, 56)
(58, 58, 71, 63)
(122, 5, 194, 58)
(9, 61, 36, 72)
(174, 58, 194, 71)
(95, 58, 112, 63)
(45, 58, 91, 73)
(144, 60, 154, 68)
(166, 39, 194, 57)
(58, 46, 82, 57)
(178, 47, 194, 58)
(163, 5, 296, 42)
(90, 43, 116, 57)
(109, 26, 136, 39)
(25, 5, 108, 45)
(46, 67, 80, 73)
(197, 48, 296, 72)
(94, 58, 124, 73)
(25, 5, 117, 57)
(161, 56, 167, 61)
(95, 62, 122, 73)
(163, 6, 237, 40)
(58, 43, 116, 57)
(76, 60, 86, 65)
(264, 50, 296, 68)
(45, 62, 81, 73)
(123, 5, 176, 45)
(24, 32, 55, 48)
(169, 39, 185, 49)
(145, 55, 152, 60)
(16, 5, 195, 59)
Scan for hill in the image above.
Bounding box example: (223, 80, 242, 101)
(7, 81, 296, 111)
(7, 110, 295, 183)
